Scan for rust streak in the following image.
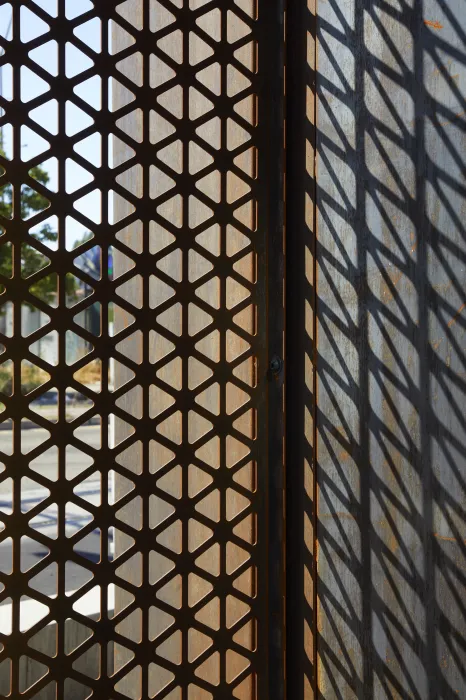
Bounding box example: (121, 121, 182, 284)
(448, 302, 465, 328)
(424, 19, 443, 29)
(434, 533, 466, 544)
(390, 270, 403, 287)
(432, 61, 452, 76)
(438, 110, 466, 127)
(409, 110, 465, 127)
(320, 512, 356, 521)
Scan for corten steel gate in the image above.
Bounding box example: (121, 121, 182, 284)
(0, 1, 284, 699)
(1, 0, 466, 698)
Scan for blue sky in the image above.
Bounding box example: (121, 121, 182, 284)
(0, 1, 109, 247)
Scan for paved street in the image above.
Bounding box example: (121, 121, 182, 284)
(0, 425, 113, 605)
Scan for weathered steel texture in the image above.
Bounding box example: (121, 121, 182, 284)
(111, 0, 286, 698)
(263, 0, 286, 697)
(304, 0, 466, 697)
(285, 0, 318, 698)
(0, 0, 284, 698)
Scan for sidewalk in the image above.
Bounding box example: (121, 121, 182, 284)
(0, 404, 101, 430)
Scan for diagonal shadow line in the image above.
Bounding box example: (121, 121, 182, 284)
(434, 441, 466, 510)
(317, 254, 359, 334)
(370, 601, 425, 700)
(429, 47, 466, 116)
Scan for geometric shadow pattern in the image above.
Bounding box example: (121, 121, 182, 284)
(285, 0, 466, 698)
(0, 1, 272, 698)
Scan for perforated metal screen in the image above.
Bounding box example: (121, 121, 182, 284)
(0, 1, 283, 698)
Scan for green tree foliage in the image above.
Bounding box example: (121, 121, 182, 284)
(73, 231, 94, 249)
(0, 145, 76, 305)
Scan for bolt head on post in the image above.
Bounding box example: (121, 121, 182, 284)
(269, 355, 283, 376)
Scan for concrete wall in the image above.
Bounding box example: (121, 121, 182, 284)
(286, 0, 466, 697)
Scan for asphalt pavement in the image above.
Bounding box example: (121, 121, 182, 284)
(0, 424, 111, 604)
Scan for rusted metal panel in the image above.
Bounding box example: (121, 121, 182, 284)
(307, 0, 466, 697)
(285, 0, 318, 698)
(111, 0, 286, 698)
(0, 1, 284, 698)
